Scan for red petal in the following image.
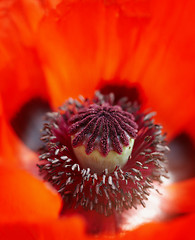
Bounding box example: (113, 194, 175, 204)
(0, 166, 61, 223)
(0, 214, 195, 240)
(0, 217, 86, 240)
(36, 0, 195, 138)
(162, 178, 195, 215)
(1, 0, 195, 137)
(186, 116, 195, 144)
(0, 98, 21, 165)
(0, 98, 38, 169)
(0, 0, 49, 119)
(118, 213, 195, 240)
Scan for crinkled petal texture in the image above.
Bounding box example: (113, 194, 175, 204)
(0, 0, 51, 120)
(36, 0, 195, 139)
(0, 0, 195, 137)
(0, 0, 195, 239)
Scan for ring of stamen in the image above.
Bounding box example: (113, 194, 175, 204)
(38, 91, 169, 216)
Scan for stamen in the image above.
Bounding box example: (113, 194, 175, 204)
(38, 91, 169, 216)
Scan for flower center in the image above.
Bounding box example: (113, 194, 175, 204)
(38, 91, 169, 218)
(68, 103, 138, 174)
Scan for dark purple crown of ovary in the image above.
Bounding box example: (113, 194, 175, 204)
(68, 103, 138, 156)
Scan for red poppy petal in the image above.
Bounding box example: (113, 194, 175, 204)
(0, 166, 61, 223)
(0, 214, 195, 240)
(130, 0, 195, 140)
(117, 213, 195, 240)
(0, 97, 21, 165)
(36, 0, 195, 139)
(0, 217, 86, 240)
(0, 98, 38, 169)
(186, 116, 195, 144)
(162, 178, 195, 215)
(37, 0, 105, 107)
(0, 0, 50, 119)
(37, 0, 151, 107)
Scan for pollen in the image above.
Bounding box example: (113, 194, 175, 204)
(69, 103, 138, 173)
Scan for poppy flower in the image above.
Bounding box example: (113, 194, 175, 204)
(0, 0, 195, 239)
